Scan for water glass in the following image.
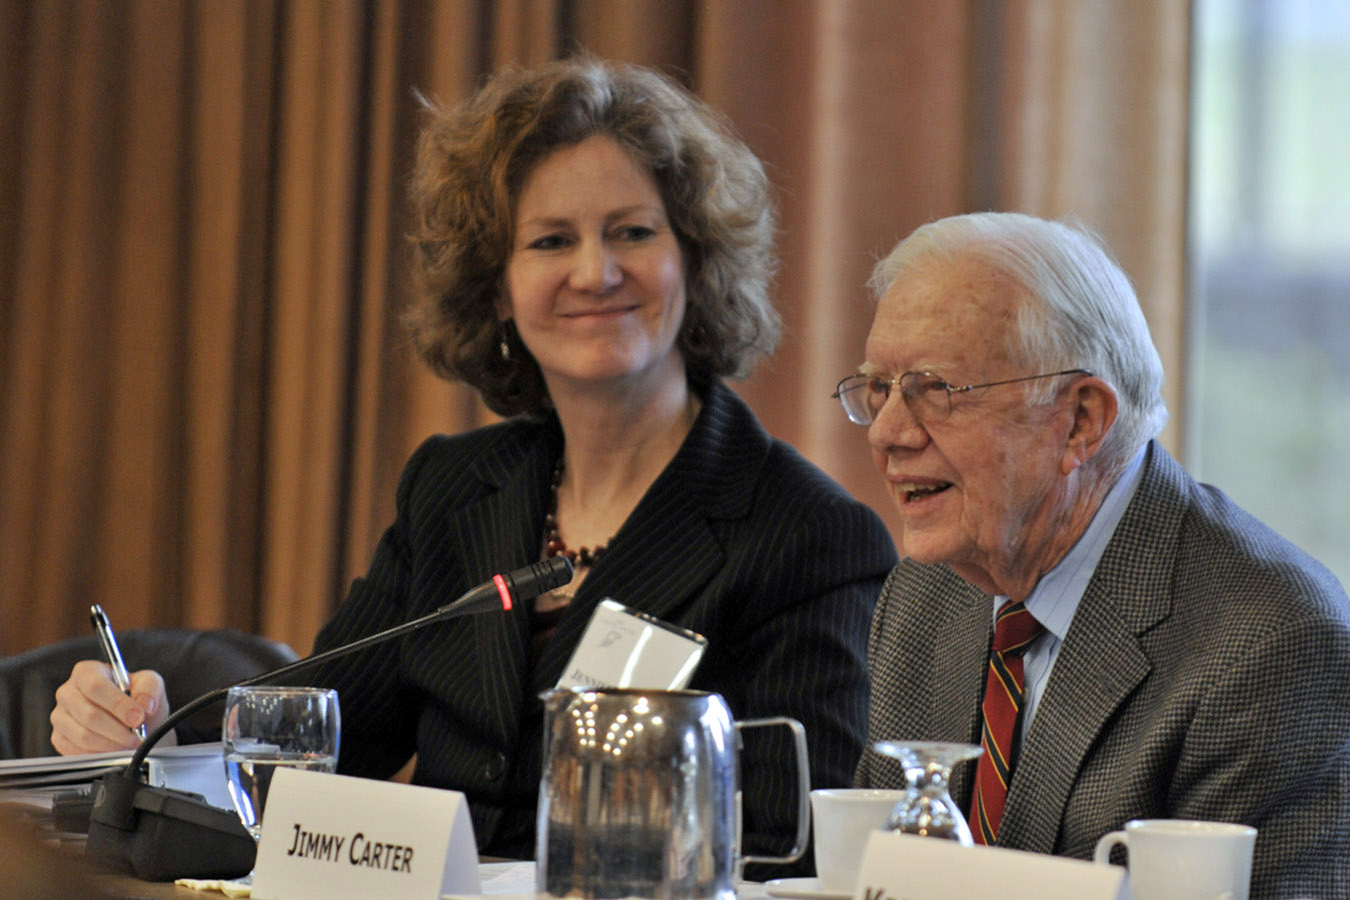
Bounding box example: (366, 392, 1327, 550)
(222, 686, 340, 841)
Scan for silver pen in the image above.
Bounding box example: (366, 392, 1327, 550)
(90, 604, 147, 740)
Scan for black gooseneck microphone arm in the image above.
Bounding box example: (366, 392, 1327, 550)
(87, 555, 572, 881)
(119, 555, 573, 779)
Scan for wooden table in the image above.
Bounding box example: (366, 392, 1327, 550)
(2, 788, 250, 899)
(100, 874, 222, 899)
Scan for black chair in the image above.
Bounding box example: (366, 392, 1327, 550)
(0, 628, 299, 759)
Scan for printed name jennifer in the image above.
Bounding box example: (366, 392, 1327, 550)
(286, 823, 414, 873)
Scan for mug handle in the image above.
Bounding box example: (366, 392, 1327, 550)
(1093, 829, 1129, 865)
(736, 716, 810, 866)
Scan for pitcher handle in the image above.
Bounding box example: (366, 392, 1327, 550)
(736, 716, 810, 866)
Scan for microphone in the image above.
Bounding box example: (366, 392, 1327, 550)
(84, 556, 573, 881)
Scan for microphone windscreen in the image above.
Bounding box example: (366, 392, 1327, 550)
(505, 556, 574, 601)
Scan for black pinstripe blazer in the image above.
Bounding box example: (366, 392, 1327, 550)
(311, 379, 898, 866)
(856, 441, 1350, 900)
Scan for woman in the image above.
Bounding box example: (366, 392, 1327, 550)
(52, 56, 897, 868)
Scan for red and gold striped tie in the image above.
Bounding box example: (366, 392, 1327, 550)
(971, 600, 1045, 845)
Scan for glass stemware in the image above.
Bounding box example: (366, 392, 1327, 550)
(872, 740, 982, 845)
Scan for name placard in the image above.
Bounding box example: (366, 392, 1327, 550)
(556, 598, 707, 690)
(250, 768, 480, 900)
(854, 830, 1128, 900)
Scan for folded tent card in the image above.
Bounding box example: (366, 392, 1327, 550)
(855, 831, 1128, 900)
(250, 768, 479, 900)
(556, 598, 708, 691)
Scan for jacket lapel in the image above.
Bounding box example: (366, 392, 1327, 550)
(442, 434, 553, 748)
(998, 442, 1184, 852)
(530, 380, 752, 691)
(934, 587, 995, 807)
(999, 581, 1152, 852)
(529, 483, 723, 691)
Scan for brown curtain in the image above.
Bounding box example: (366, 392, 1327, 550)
(0, 0, 1189, 658)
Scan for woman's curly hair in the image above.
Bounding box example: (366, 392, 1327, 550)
(405, 55, 780, 418)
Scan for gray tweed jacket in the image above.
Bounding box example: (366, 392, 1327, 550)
(856, 441, 1350, 900)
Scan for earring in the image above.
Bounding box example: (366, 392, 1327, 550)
(498, 320, 512, 361)
(499, 337, 511, 361)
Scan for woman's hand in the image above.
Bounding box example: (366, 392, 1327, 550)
(50, 660, 176, 754)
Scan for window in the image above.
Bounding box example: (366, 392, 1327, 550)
(1190, 0, 1350, 588)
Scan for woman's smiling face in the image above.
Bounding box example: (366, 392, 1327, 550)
(504, 135, 688, 396)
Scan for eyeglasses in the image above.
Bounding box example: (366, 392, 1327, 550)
(832, 368, 1094, 426)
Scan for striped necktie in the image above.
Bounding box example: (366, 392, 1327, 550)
(971, 600, 1045, 845)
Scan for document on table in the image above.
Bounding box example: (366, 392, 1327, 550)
(0, 742, 233, 809)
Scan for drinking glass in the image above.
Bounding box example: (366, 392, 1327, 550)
(872, 740, 982, 845)
(222, 686, 340, 841)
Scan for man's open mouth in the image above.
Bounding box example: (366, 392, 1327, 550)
(898, 482, 952, 503)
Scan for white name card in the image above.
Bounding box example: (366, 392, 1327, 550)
(854, 830, 1128, 900)
(556, 598, 708, 690)
(250, 768, 480, 900)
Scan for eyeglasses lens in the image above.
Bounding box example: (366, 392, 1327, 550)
(834, 373, 953, 425)
(830, 375, 869, 425)
(900, 372, 952, 422)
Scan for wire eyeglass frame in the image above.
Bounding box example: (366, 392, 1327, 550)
(832, 368, 1094, 426)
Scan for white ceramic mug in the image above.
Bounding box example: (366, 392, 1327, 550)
(809, 788, 908, 893)
(1093, 818, 1257, 900)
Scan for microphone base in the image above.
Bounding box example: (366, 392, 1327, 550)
(86, 771, 256, 881)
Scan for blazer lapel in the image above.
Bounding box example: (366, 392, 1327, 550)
(935, 587, 995, 808)
(446, 439, 553, 748)
(587, 458, 725, 625)
(999, 581, 1151, 852)
(530, 380, 749, 691)
(998, 442, 1183, 852)
(856, 566, 993, 794)
(529, 489, 723, 691)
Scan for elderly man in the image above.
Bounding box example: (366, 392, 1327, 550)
(846, 212, 1350, 899)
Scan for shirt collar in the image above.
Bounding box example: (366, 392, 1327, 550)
(997, 445, 1148, 640)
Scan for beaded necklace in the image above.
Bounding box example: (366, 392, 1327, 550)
(543, 460, 611, 568)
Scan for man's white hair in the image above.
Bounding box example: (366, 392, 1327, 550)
(870, 211, 1168, 472)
